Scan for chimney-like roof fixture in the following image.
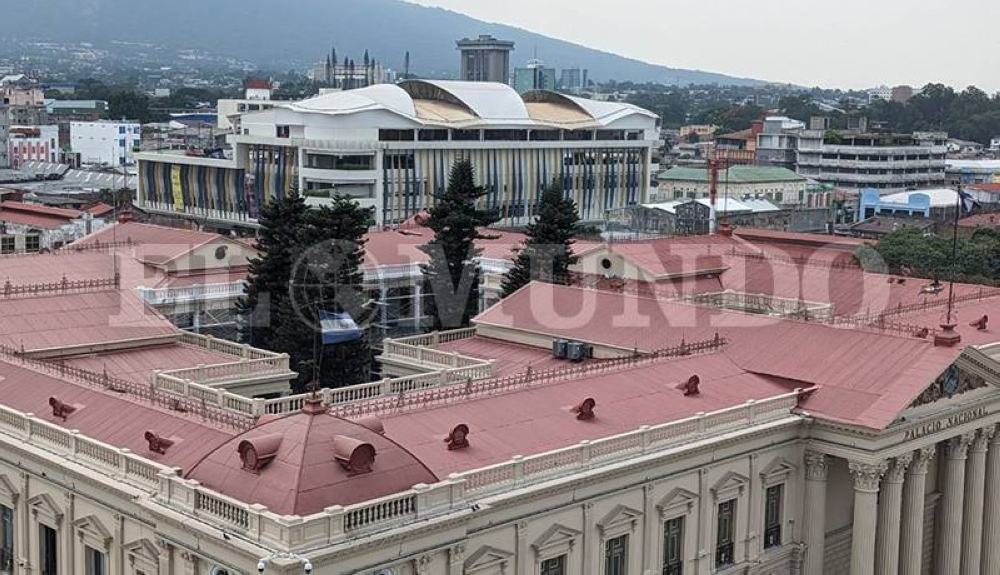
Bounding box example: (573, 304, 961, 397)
(573, 398, 596, 421)
(238, 433, 283, 473)
(49, 396, 77, 420)
(144, 431, 175, 455)
(445, 424, 470, 450)
(332, 435, 377, 476)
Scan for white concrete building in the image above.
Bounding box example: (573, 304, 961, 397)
(0, 273, 996, 575)
(7, 125, 58, 168)
(135, 81, 659, 229)
(71, 120, 141, 166)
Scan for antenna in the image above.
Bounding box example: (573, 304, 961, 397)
(934, 185, 964, 347)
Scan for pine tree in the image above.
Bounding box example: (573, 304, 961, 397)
(421, 159, 499, 330)
(268, 197, 376, 391)
(240, 190, 308, 348)
(501, 180, 580, 298)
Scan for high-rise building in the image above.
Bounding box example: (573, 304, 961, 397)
(457, 35, 515, 83)
(512, 59, 557, 94)
(559, 67, 589, 94)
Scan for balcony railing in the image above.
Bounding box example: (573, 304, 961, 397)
(137, 281, 247, 306)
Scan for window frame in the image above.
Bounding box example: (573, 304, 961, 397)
(715, 499, 736, 568)
(763, 484, 783, 549)
(662, 515, 683, 575)
(604, 534, 629, 575)
(539, 554, 566, 575)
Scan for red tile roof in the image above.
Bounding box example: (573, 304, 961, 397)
(73, 222, 223, 264)
(362, 228, 594, 267)
(85, 203, 116, 217)
(0, 251, 165, 291)
(0, 357, 236, 471)
(734, 228, 869, 249)
(0, 211, 72, 229)
(0, 290, 177, 352)
(61, 343, 236, 383)
(380, 353, 797, 476)
(1, 201, 83, 219)
(438, 336, 593, 377)
(475, 283, 778, 353)
(186, 405, 439, 515)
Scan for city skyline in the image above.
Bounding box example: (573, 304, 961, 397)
(409, 0, 1000, 91)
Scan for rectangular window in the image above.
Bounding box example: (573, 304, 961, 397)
(417, 129, 449, 142)
(764, 485, 783, 549)
(451, 129, 481, 141)
(378, 129, 414, 141)
(276, 125, 291, 138)
(716, 500, 736, 567)
(39, 524, 57, 575)
(663, 516, 683, 575)
(25, 235, 40, 254)
(540, 555, 566, 575)
(0, 237, 14, 255)
(85, 546, 106, 575)
(605, 534, 628, 575)
(0, 505, 13, 574)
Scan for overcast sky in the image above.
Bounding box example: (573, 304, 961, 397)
(409, 0, 1000, 91)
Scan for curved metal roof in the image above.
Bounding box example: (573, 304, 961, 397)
(280, 82, 657, 129)
(399, 79, 532, 124)
(284, 84, 417, 118)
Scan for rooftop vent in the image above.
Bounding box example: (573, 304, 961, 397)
(355, 415, 386, 435)
(566, 341, 592, 362)
(970, 315, 989, 331)
(238, 433, 283, 473)
(332, 435, 377, 476)
(144, 431, 175, 454)
(676, 375, 701, 396)
(48, 397, 77, 420)
(573, 398, 596, 421)
(913, 327, 930, 339)
(445, 424, 470, 450)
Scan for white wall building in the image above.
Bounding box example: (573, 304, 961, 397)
(6, 125, 58, 168)
(135, 80, 659, 228)
(71, 120, 141, 166)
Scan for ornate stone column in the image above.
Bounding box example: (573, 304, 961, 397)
(899, 446, 934, 575)
(875, 454, 911, 575)
(960, 428, 994, 575)
(802, 452, 829, 575)
(935, 433, 975, 575)
(982, 427, 1000, 574)
(849, 461, 888, 575)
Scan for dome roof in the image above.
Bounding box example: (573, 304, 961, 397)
(185, 399, 438, 516)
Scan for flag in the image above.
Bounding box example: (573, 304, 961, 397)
(958, 188, 979, 214)
(320, 311, 362, 344)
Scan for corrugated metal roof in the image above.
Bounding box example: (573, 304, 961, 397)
(658, 166, 805, 183)
(0, 290, 177, 352)
(381, 352, 796, 476)
(61, 343, 236, 383)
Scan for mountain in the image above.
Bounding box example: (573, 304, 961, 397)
(3, 0, 763, 86)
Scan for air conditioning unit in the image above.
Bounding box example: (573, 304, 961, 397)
(552, 339, 569, 359)
(567, 341, 591, 362)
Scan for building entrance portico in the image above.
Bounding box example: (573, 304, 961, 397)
(800, 356, 1000, 575)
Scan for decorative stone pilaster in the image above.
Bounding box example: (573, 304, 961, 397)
(802, 452, 829, 575)
(448, 544, 466, 575)
(960, 428, 994, 575)
(981, 427, 1000, 574)
(413, 554, 433, 575)
(875, 454, 911, 575)
(935, 433, 975, 575)
(849, 461, 888, 575)
(899, 446, 935, 575)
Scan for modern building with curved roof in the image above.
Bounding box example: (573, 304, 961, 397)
(136, 81, 659, 228)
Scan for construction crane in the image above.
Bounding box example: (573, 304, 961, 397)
(706, 150, 752, 234)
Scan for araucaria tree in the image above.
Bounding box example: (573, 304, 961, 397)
(244, 192, 375, 391)
(241, 190, 309, 349)
(421, 159, 499, 329)
(501, 180, 580, 298)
